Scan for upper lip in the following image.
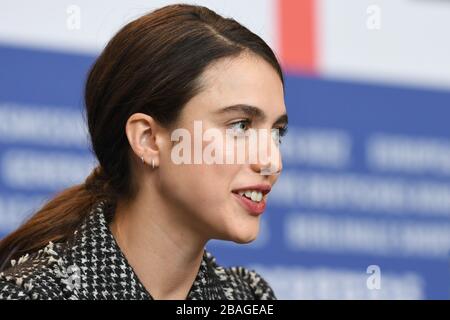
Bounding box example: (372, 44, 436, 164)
(231, 184, 272, 195)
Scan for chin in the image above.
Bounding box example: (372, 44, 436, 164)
(227, 225, 260, 244)
(232, 236, 257, 245)
(211, 208, 261, 243)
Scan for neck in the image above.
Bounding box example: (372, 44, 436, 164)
(110, 186, 207, 300)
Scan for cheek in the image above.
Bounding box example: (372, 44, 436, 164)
(160, 154, 239, 210)
(157, 127, 246, 235)
(160, 128, 238, 202)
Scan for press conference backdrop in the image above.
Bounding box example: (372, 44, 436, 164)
(1, 0, 450, 299)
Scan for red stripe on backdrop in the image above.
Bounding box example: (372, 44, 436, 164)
(277, 0, 317, 74)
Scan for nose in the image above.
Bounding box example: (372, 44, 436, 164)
(256, 154, 282, 176)
(249, 129, 283, 176)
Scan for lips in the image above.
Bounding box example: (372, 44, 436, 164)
(231, 184, 271, 196)
(231, 184, 271, 216)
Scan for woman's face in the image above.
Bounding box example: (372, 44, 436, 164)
(157, 53, 287, 244)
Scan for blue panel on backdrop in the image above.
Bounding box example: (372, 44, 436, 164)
(0, 45, 96, 240)
(0, 44, 94, 106)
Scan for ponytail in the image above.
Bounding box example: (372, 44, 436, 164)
(0, 166, 116, 271)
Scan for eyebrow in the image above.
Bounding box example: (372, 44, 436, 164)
(214, 104, 288, 126)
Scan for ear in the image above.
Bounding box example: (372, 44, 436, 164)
(125, 112, 162, 167)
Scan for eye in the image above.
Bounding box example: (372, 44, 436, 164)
(228, 119, 251, 135)
(272, 125, 288, 145)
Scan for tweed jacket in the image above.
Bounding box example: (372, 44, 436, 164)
(0, 200, 276, 300)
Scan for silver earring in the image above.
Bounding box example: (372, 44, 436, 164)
(152, 159, 155, 169)
(141, 155, 145, 164)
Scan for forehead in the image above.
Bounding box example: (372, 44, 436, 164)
(182, 53, 285, 118)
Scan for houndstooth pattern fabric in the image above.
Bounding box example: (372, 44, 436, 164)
(0, 200, 276, 300)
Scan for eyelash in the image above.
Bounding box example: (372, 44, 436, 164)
(229, 119, 251, 133)
(277, 125, 288, 137)
(228, 119, 288, 143)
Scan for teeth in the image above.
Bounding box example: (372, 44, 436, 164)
(237, 190, 263, 202)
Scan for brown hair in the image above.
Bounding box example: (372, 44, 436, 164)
(0, 3, 284, 270)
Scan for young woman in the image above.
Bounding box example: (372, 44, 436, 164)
(0, 3, 288, 300)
